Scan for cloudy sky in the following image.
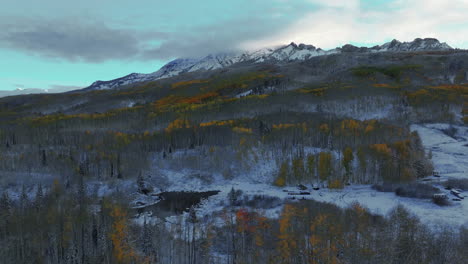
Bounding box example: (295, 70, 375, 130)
(0, 0, 467, 92)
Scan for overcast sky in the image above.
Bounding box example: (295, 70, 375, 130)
(0, 0, 467, 91)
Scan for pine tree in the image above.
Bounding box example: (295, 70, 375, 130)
(342, 147, 354, 183)
(34, 184, 44, 211)
(20, 185, 29, 211)
(228, 187, 242, 206)
(41, 149, 47, 167)
(0, 192, 12, 215)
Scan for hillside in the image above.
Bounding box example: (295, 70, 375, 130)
(1, 47, 467, 185)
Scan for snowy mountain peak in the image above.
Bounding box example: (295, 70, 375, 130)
(84, 38, 455, 91)
(375, 38, 452, 52)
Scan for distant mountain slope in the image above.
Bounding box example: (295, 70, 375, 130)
(84, 38, 453, 91)
(0, 86, 80, 98)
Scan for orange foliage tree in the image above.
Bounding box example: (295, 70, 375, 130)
(165, 118, 191, 133)
(109, 205, 139, 264)
(277, 204, 298, 263)
(309, 213, 342, 264)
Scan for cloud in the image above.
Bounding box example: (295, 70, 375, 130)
(140, 16, 290, 60)
(0, 17, 142, 62)
(139, 0, 317, 60)
(242, 0, 468, 50)
(0, 10, 296, 62)
(0, 1, 308, 62)
(1, 0, 466, 64)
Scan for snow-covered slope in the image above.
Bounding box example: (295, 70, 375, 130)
(411, 124, 468, 179)
(268, 42, 337, 61)
(85, 38, 454, 91)
(372, 38, 452, 52)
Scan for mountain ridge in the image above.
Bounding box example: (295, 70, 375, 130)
(83, 38, 454, 91)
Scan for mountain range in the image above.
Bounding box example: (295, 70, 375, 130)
(0, 38, 456, 98)
(84, 38, 453, 91)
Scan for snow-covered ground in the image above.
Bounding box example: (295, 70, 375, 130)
(411, 124, 468, 179)
(138, 123, 468, 229)
(190, 180, 468, 229)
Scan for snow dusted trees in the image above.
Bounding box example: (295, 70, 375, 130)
(140, 219, 157, 262)
(201, 199, 467, 264)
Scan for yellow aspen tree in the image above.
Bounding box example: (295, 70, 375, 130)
(277, 204, 297, 263)
(350, 203, 374, 258)
(309, 214, 341, 264)
(319, 124, 329, 133)
(318, 152, 332, 181)
(292, 157, 305, 183)
(274, 161, 289, 187)
(110, 205, 138, 264)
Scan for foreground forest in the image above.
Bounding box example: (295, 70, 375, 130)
(1, 183, 468, 264)
(0, 49, 467, 263)
(0, 183, 468, 263)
